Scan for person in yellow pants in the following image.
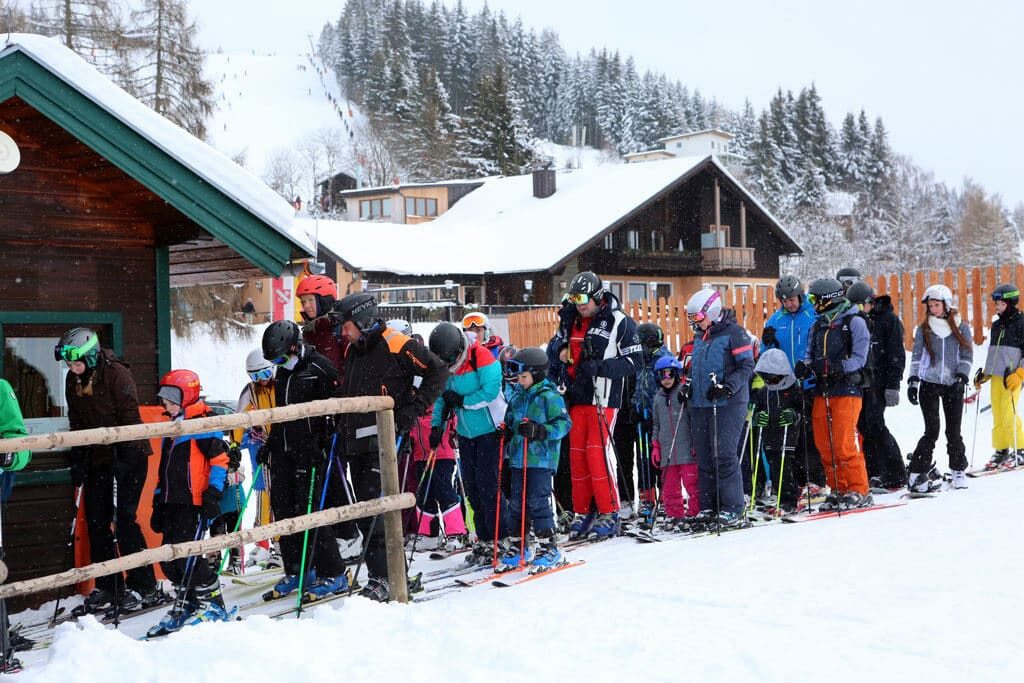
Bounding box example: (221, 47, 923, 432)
(975, 283, 1024, 469)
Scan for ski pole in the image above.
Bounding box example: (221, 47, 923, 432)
(799, 388, 813, 512)
(822, 373, 841, 518)
(518, 427, 529, 567)
(594, 403, 624, 512)
(51, 485, 83, 626)
(111, 472, 121, 627)
(776, 425, 789, 516)
(294, 464, 318, 618)
(407, 448, 438, 565)
(748, 426, 763, 515)
(493, 429, 507, 567)
(1011, 383, 1020, 470)
(969, 380, 982, 470)
(347, 436, 403, 599)
(710, 372, 721, 537)
(170, 517, 209, 621)
(217, 464, 263, 576)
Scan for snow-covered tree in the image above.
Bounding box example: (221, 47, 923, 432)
(456, 63, 534, 176)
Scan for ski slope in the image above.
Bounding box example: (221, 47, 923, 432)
(12, 377, 1021, 681)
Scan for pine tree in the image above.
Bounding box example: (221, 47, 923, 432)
(837, 112, 867, 191)
(29, 0, 133, 88)
(535, 29, 566, 141)
(456, 63, 534, 177)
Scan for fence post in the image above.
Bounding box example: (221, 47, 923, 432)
(375, 408, 409, 604)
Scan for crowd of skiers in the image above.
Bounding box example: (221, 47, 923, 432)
(2, 267, 1022, 650)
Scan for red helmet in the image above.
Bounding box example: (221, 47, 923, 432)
(295, 275, 337, 319)
(157, 369, 202, 408)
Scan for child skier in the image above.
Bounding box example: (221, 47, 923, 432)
(148, 370, 233, 637)
(498, 348, 572, 570)
(974, 283, 1024, 469)
(907, 285, 973, 489)
(750, 349, 804, 513)
(409, 403, 467, 552)
(650, 356, 697, 529)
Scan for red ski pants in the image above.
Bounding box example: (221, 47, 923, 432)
(811, 395, 869, 496)
(568, 405, 620, 514)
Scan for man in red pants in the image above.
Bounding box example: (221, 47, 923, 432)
(547, 272, 641, 540)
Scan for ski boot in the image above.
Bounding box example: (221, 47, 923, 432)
(7, 625, 34, 653)
(187, 579, 235, 626)
(681, 509, 716, 533)
(146, 600, 198, 638)
(304, 569, 353, 602)
(530, 541, 565, 574)
(71, 587, 116, 617)
(359, 577, 391, 603)
(497, 539, 533, 572)
(587, 513, 620, 540)
(556, 510, 576, 536)
(985, 449, 1013, 470)
(461, 541, 493, 567)
(950, 470, 968, 490)
(817, 492, 842, 512)
(908, 466, 942, 494)
(568, 513, 595, 540)
(262, 570, 316, 601)
(637, 501, 657, 530)
(838, 492, 873, 509)
(716, 511, 749, 530)
(798, 483, 829, 508)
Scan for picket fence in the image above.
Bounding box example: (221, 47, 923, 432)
(505, 263, 1024, 352)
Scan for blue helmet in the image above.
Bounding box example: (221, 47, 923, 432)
(653, 355, 684, 375)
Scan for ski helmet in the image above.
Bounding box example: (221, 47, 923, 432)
(653, 354, 684, 380)
(846, 281, 875, 306)
(836, 267, 862, 290)
(507, 347, 549, 383)
(775, 275, 803, 301)
(386, 319, 412, 336)
(566, 271, 605, 305)
(991, 283, 1020, 306)
(157, 369, 201, 408)
(921, 284, 953, 310)
(807, 277, 846, 313)
(245, 348, 275, 382)
(686, 289, 723, 325)
(429, 322, 468, 367)
(331, 292, 379, 332)
(637, 322, 664, 351)
(54, 327, 100, 367)
(295, 275, 338, 320)
(498, 344, 520, 380)
(262, 320, 302, 364)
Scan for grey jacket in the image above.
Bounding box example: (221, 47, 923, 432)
(909, 317, 973, 386)
(652, 381, 693, 467)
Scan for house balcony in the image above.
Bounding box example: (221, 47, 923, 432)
(702, 246, 755, 271)
(611, 249, 702, 274)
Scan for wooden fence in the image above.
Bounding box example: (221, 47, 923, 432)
(506, 264, 1024, 352)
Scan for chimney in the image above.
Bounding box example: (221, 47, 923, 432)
(532, 167, 556, 199)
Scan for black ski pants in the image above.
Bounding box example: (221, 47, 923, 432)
(910, 381, 967, 473)
(349, 454, 386, 580)
(84, 458, 156, 594)
(612, 418, 636, 506)
(269, 449, 344, 578)
(553, 436, 574, 514)
(160, 504, 215, 596)
(858, 386, 907, 487)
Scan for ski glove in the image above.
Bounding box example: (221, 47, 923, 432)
(706, 383, 732, 401)
(973, 368, 987, 390)
(885, 389, 900, 407)
(496, 422, 513, 443)
(442, 390, 464, 410)
(227, 444, 243, 473)
(907, 377, 920, 406)
(777, 408, 799, 427)
(201, 486, 223, 521)
(428, 426, 443, 450)
(793, 361, 812, 381)
(1004, 368, 1024, 392)
(761, 326, 777, 348)
(678, 380, 692, 402)
(753, 410, 770, 428)
(651, 441, 662, 469)
(517, 420, 547, 441)
(953, 373, 969, 395)
(578, 360, 601, 379)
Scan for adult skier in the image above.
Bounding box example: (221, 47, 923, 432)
(295, 275, 345, 371)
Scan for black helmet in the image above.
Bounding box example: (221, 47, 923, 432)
(331, 292, 378, 332)
(567, 271, 604, 304)
(846, 281, 875, 306)
(808, 277, 846, 313)
(509, 347, 549, 383)
(262, 320, 301, 363)
(775, 275, 803, 301)
(992, 283, 1020, 306)
(55, 327, 100, 367)
(836, 267, 862, 290)
(637, 322, 663, 351)
(429, 322, 467, 366)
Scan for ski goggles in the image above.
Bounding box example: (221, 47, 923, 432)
(566, 292, 591, 305)
(53, 336, 98, 363)
(806, 291, 842, 309)
(503, 359, 528, 377)
(657, 368, 679, 379)
(249, 367, 274, 382)
(462, 313, 487, 330)
(269, 354, 291, 366)
(687, 290, 721, 324)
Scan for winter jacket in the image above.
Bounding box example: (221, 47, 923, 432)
(503, 378, 571, 470)
(411, 405, 457, 462)
(65, 348, 151, 469)
(302, 316, 347, 378)
(867, 295, 906, 391)
(983, 307, 1024, 377)
(433, 342, 505, 439)
(764, 299, 817, 371)
(264, 346, 340, 462)
(805, 303, 870, 398)
(339, 323, 447, 453)
(689, 310, 755, 409)
(910, 316, 974, 386)
(651, 381, 693, 467)
(155, 400, 229, 506)
(547, 294, 642, 409)
(0, 380, 30, 502)
(482, 334, 504, 359)
(751, 349, 804, 451)
(631, 346, 671, 422)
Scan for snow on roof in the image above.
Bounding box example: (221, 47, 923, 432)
(307, 155, 797, 276)
(339, 178, 489, 197)
(657, 128, 735, 143)
(1, 34, 313, 254)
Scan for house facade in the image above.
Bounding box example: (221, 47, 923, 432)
(339, 179, 483, 224)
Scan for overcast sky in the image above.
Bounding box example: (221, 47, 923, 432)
(194, 0, 1024, 208)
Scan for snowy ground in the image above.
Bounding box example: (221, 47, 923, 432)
(12, 369, 1019, 681)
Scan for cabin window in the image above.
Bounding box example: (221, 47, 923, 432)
(650, 230, 664, 251)
(405, 197, 438, 217)
(627, 229, 640, 250)
(360, 198, 392, 219)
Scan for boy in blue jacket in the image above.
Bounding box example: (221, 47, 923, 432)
(498, 348, 572, 572)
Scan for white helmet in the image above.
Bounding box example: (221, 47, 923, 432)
(686, 288, 723, 324)
(246, 348, 274, 373)
(387, 318, 412, 335)
(921, 284, 953, 309)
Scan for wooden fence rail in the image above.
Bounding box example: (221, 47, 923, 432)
(506, 264, 1024, 352)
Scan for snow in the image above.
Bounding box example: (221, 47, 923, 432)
(310, 155, 790, 276)
(0, 34, 313, 256)
(171, 323, 267, 403)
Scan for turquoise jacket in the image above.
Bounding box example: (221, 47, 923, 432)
(433, 343, 505, 438)
(503, 378, 572, 470)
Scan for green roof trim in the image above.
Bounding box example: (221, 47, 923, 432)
(0, 51, 295, 276)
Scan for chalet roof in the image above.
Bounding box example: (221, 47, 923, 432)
(309, 155, 800, 276)
(338, 178, 488, 198)
(657, 128, 735, 143)
(623, 149, 677, 160)
(0, 34, 314, 273)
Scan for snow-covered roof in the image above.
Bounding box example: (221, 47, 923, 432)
(0, 34, 313, 255)
(339, 178, 490, 197)
(623, 149, 677, 161)
(657, 128, 735, 143)
(308, 155, 798, 276)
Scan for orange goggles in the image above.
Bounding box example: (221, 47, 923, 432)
(462, 313, 487, 329)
